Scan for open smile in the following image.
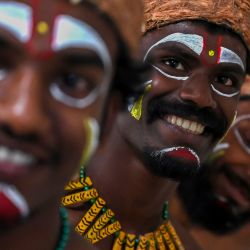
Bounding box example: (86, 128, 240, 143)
(166, 115, 205, 135)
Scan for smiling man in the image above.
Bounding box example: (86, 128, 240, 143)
(63, 1, 250, 249)
(0, 0, 145, 249)
(171, 76, 250, 250)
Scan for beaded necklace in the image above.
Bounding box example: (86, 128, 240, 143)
(62, 169, 185, 250)
(55, 207, 70, 250)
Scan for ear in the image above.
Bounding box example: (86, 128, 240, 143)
(101, 91, 122, 141)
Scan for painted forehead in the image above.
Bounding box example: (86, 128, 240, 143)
(144, 32, 245, 71)
(0, 1, 111, 67)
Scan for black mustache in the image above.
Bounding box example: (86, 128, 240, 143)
(147, 98, 228, 139)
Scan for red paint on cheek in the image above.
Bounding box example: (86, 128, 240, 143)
(0, 192, 21, 223)
(168, 148, 197, 162)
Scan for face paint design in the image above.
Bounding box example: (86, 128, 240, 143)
(144, 33, 204, 81)
(211, 84, 239, 98)
(129, 80, 152, 120)
(0, 183, 29, 223)
(80, 118, 100, 166)
(219, 47, 245, 71)
(0, 2, 113, 109)
(154, 146, 200, 167)
(0, 2, 32, 42)
(144, 33, 204, 60)
(233, 114, 250, 155)
(144, 32, 244, 98)
(50, 15, 112, 108)
(213, 142, 230, 153)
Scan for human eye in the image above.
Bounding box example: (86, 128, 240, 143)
(212, 74, 241, 97)
(53, 72, 96, 99)
(214, 76, 234, 87)
(164, 58, 185, 70)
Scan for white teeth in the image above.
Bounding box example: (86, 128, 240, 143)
(0, 146, 35, 166)
(166, 115, 205, 135)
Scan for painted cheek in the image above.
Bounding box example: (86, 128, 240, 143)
(129, 81, 152, 121)
(80, 118, 100, 166)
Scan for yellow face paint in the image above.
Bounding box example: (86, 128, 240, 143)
(36, 21, 49, 35)
(130, 83, 152, 121)
(208, 50, 215, 57)
(80, 118, 100, 167)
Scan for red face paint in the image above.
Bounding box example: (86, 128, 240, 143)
(201, 33, 223, 66)
(0, 192, 21, 224)
(167, 148, 198, 162)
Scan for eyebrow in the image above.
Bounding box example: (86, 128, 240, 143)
(144, 33, 204, 61)
(62, 53, 103, 67)
(239, 95, 250, 101)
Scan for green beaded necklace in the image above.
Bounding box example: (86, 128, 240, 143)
(55, 207, 70, 250)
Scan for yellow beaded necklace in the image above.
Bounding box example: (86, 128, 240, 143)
(62, 170, 185, 250)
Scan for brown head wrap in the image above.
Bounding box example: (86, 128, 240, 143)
(79, 0, 144, 58)
(144, 0, 250, 58)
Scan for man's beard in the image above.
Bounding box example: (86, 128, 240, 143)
(178, 164, 250, 234)
(142, 146, 199, 181)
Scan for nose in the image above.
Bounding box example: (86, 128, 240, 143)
(0, 65, 51, 138)
(179, 71, 217, 109)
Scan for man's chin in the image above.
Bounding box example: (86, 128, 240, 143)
(178, 173, 250, 234)
(143, 147, 200, 181)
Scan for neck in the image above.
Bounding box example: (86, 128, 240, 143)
(0, 200, 61, 250)
(87, 124, 178, 234)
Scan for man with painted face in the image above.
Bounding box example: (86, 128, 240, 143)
(0, 0, 145, 249)
(170, 77, 250, 250)
(63, 0, 250, 249)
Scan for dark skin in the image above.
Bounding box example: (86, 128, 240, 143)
(0, 0, 120, 249)
(68, 21, 247, 249)
(170, 89, 250, 250)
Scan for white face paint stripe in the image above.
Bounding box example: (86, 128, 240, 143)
(0, 2, 32, 42)
(144, 33, 204, 62)
(219, 47, 245, 71)
(212, 142, 230, 153)
(152, 65, 189, 81)
(52, 15, 112, 70)
(234, 128, 250, 155)
(232, 114, 250, 154)
(0, 183, 29, 217)
(211, 84, 239, 98)
(233, 114, 250, 125)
